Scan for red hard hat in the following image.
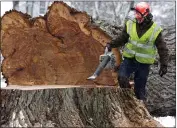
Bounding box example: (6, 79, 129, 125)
(135, 2, 150, 15)
(134, 2, 150, 23)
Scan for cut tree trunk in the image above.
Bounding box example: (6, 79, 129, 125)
(1, 1, 166, 127)
(1, 2, 116, 86)
(1, 88, 163, 127)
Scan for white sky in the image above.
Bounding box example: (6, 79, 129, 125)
(1, 2, 13, 16)
(0, 2, 176, 127)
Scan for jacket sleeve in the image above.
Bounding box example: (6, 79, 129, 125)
(155, 32, 169, 66)
(110, 24, 129, 48)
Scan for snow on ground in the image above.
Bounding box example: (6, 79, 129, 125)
(1, 73, 7, 88)
(154, 116, 176, 127)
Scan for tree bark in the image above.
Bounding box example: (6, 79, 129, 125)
(146, 25, 176, 116)
(1, 88, 163, 127)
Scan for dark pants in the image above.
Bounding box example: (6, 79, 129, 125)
(118, 57, 150, 100)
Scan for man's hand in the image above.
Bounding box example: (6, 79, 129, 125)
(159, 65, 167, 77)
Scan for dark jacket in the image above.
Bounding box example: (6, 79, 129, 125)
(110, 20, 169, 66)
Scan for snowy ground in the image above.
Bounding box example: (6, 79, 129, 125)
(1, 73, 6, 88)
(154, 116, 176, 127)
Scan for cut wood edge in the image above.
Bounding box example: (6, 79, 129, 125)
(1, 81, 134, 90)
(1, 84, 118, 90)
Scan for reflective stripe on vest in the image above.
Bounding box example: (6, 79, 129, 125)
(129, 40, 153, 49)
(124, 47, 156, 59)
(123, 20, 162, 64)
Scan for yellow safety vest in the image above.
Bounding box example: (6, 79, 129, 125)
(123, 20, 162, 64)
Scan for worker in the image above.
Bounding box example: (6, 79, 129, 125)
(107, 2, 169, 101)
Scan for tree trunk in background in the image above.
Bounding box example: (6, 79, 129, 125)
(129, 1, 135, 9)
(146, 25, 176, 116)
(70, 1, 175, 26)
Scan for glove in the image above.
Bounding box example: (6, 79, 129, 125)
(106, 43, 112, 52)
(159, 65, 167, 77)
